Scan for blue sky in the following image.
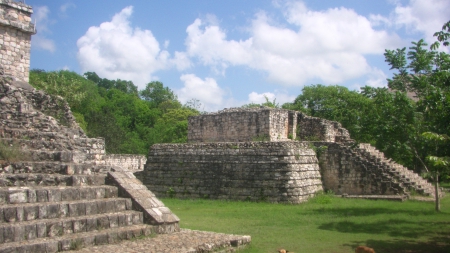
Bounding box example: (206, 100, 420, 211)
(27, 0, 449, 111)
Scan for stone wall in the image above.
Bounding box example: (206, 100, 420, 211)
(315, 142, 401, 195)
(0, 0, 35, 82)
(139, 141, 323, 203)
(105, 154, 147, 172)
(188, 107, 351, 143)
(297, 113, 352, 142)
(188, 107, 297, 142)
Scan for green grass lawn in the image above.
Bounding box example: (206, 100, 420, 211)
(162, 194, 450, 253)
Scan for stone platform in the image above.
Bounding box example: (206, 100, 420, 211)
(68, 229, 251, 253)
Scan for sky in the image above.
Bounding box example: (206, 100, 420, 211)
(27, 0, 450, 111)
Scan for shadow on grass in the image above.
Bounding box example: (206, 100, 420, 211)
(310, 206, 436, 217)
(345, 235, 450, 253)
(319, 219, 450, 238)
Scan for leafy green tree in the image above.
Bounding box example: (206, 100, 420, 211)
(140, 81, 177, 106)
(384, 20, 450, 208)
(84, 72, 138, 96)
(30, 70, 105, 132)
(421, 132, 449, 211)
(149, 108, 199, 144)
(30, 70, 198, 154)
(293, 84, 372, 142)
(360, 87, 420, 168)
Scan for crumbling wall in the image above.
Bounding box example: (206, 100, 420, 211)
(0, 0, 35, 82)
(297, 113, 352, 142)
(140, 141, 323, 203)
(188, 107, 297, 142)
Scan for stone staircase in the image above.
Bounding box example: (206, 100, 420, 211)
(0, 75, 180, 252)
(349, 143, 437, 197)
(0, 172, 153, 252)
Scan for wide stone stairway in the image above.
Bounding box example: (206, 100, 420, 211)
(0, 78, 183, 252)
(0, 172, 154, 252)
(355, 143, 437, 197)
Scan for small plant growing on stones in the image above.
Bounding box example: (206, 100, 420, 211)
(167, 187, 176, 198)
(70, 239, 83, 250)
(252, 134, 270, 142)
(0, 141, 24, 164)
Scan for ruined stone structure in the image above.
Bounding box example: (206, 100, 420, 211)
(188, 107, 298, 142)
(0, 0, 35, 82)
(143, 107, 439, 203)
(188, 107, 353, 143)
(0, 76, 180, 251)
(138, 142, 323, 203)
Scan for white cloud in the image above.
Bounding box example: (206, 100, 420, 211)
(59, 2, 75, 18)
(247, 90, 296, 105)
(32, 6, 56, 52)
(176, 74, 226, 111)
(364, 68, 388, 88)
(392, 0, 450, 43)
(77, 6, 187, 89)
(32, 36, 55, 52)
(183, 1, 402, 87)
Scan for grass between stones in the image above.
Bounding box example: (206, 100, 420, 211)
(162, 193, 450, 253)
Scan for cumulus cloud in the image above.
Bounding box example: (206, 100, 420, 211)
(176, 74, 227, 111)
(392, 0, 450, 42)
(32, 6, 56, 52)
(77, 6, 189, 89)
(248, 90, 296, 105)
(183, 1, 402, 87)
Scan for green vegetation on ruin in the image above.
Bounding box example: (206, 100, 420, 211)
(163, 194, 450, 253)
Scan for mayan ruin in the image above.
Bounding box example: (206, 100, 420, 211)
(141, 107, 438, 203)
(0, 1, 448, 252)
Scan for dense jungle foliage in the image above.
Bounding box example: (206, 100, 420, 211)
(29, 70, 200, 154)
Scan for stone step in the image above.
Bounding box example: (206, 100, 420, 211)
(0, 162, 112, 174)
(0, 185, 118, 204)
(0, 223, 152, 252)
(352, 143, 438, 197)
(0, 197, 132, 223)
(0, 128, 104, 148)
(0, 210, 143, 244)
(0, 173, 106, 187)
(0, 116, 61, 132)
(15, 150, 105, 164)
(0, 137, 104, 154)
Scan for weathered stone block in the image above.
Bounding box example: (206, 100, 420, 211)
(85, 201, 98, 216)
(84, 217, 97, 232)
(95, 233, 109, 245)
(69, 202, 85, 217)
(97, 216, 109, 230)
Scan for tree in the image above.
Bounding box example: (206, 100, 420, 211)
(139, 81, 177, 106)
(84, 72, 138, 96)
(360, 87, 420, 168)
(384, 20, 450, 209)
(292, 84, 372, 142)
(241, 95, 280, 109)
(421, 132, 450, 211)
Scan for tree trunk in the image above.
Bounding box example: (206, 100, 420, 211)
(435, 172, 440, 212)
